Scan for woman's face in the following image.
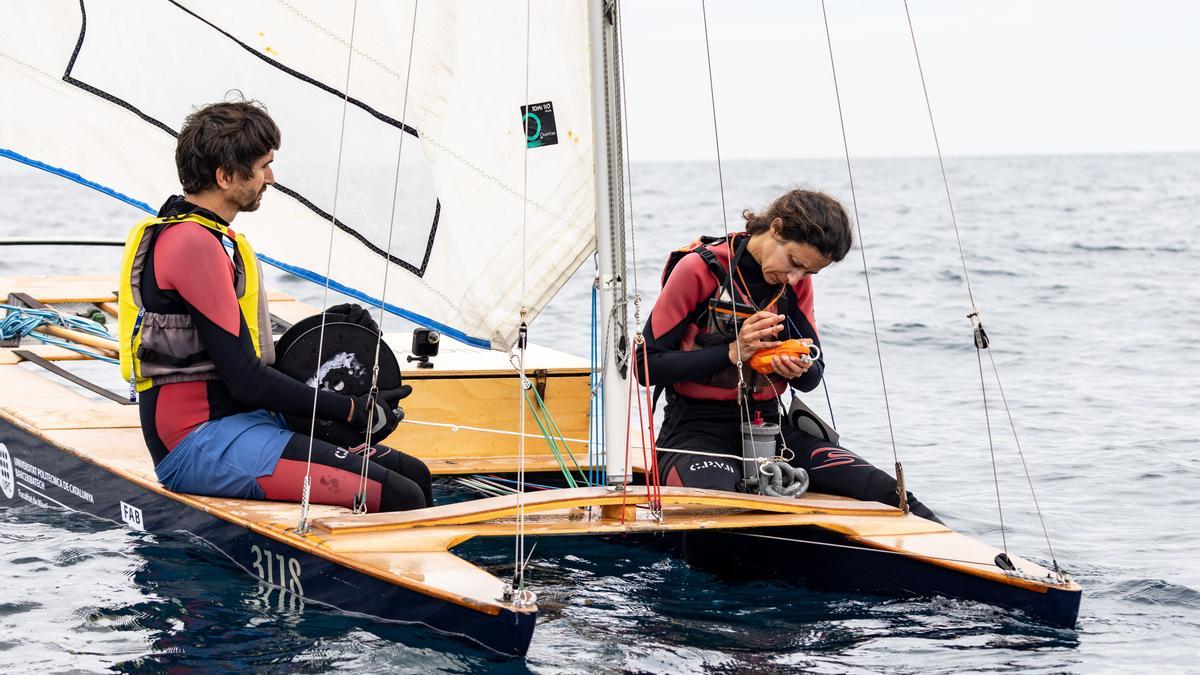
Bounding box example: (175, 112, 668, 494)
(759, 218, 833, 286)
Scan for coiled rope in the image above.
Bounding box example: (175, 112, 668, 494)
(0, 304, 118, 363)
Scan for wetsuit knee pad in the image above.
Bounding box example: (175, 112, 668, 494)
(378, 472, 428, 512)
(364, 445, 433, 507)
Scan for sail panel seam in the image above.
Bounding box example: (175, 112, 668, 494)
(63, 0, 439, 277)
(0, 149, 491, 349)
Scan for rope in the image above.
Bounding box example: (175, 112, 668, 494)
(510, 0, 533, 604)
(634, 337, 663, 518)
(699, 0, 756, 453)
(986, 349, 1060, 572)
(818, 0, 905, 504)
(401, 417, 590, 444)
(901, 1, 978, 310)
(782, 314, 837, 428)
(296, 0, 361, 533)
(900, 1, 1064, 561)
(614, 0, 640, 300)
(730, 531, 1029, 570)
(523, 389, 588, 487)
(0, 304, 118, 363)
(975, 347, 1007, 554)
(353, 0, 422, 514)
(614, 0, 662, 518)
(589, 280, 606, 486)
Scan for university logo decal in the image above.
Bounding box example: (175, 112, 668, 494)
(0, 443, 14, 500)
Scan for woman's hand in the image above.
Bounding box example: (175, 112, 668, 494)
(769, 349, 813, 379)
(727, 311, 785, 364)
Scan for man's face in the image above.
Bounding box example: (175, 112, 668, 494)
(230, 150, 275, 213)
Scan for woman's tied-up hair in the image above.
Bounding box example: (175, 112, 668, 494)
(175, 100, 281, 194)
(743, 189, 854, 262)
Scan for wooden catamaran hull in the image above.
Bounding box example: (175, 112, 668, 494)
(0, 421, 537, 656)
(0, 276, 1079, 658)
(682, 528, 1081, 628)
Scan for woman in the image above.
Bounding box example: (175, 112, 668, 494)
(638, 188, 940, 522)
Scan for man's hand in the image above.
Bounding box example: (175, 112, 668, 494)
(326, 302, 380, 334)
(348, 386, 413, 435)
(728, 311, 785, 365)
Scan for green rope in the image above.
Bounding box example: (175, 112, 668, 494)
(523, 388, 589, 487)
(529, 387, 590, 481)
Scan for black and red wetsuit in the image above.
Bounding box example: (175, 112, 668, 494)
(639, 233, 940, 522)
(138, 196, 430, 511)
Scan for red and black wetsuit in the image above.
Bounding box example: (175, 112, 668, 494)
(640, 233, 939, 522)
(138, 196, 430, 511)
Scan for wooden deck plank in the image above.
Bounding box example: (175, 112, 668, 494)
(0, 274, 293, 305)
(0, 345, 96, 365)
(0, 274, 119, 303)
(853, 531, 1081, 592)
(350, 551, 510, 604)
(0, 365, 138, 430)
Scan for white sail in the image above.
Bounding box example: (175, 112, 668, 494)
(0, 0, 596, 350)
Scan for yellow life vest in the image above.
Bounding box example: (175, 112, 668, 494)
(117, 213, 274, 399)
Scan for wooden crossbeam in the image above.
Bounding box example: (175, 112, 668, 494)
(314, 485, 902, 535)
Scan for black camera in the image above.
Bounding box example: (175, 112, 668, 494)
(407, 327, 440, 368)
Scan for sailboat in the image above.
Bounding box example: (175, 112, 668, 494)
(0, 0, 1080, 657)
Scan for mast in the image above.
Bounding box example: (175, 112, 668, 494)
(589, 0, 630, 487)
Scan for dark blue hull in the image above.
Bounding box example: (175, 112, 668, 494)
(682, 527, 1081, 628)
(0, 421, 536, 656)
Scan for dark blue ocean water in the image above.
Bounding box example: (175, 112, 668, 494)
(2, 153, 1198, 672)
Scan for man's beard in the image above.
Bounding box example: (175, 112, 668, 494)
(239, 187, 266, 213)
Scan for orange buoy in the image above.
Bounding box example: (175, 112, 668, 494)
(748, 339, 815, 375)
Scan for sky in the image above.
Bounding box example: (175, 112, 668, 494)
(618, 0, 1200, 161)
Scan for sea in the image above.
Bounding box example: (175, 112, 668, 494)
(1, 153, 1198, 673)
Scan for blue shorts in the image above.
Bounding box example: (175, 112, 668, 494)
(155, 409, 293, 499)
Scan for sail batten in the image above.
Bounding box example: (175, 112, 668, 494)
(0, 0, 597, 350)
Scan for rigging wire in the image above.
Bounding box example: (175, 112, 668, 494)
(699, 0, 756, 445)
(987, 349, 1060, 571)
(614, 0, 662, 516)
(510, 0, 533, 603)
(901, 0, 1061, 564)
(729, 531, 1047, 573)
(818, 0, 906, 509)
(353, 0, 422, 514)
(296, 0, 360, 533)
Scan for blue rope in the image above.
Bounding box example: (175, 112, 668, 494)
(785, 313, 837, 428)
(0, 304, 119, 364)
(589, 283, 606, 486)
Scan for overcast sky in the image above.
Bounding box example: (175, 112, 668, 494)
(618, 0, 1199, 161)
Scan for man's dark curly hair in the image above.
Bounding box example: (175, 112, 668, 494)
(176, 100, 281, 194)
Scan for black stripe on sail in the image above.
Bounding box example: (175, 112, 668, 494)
(62, 0, 440, 278)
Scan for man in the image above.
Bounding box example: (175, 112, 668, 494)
(118, 100, 430, 512)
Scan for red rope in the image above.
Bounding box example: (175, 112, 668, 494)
(634, 338, 663, 513)
(620, 340, 637, 525)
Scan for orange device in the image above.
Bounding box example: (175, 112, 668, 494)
(748, 339, 818, 375)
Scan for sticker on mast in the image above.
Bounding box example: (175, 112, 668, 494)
(521, 101, 558, 149)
